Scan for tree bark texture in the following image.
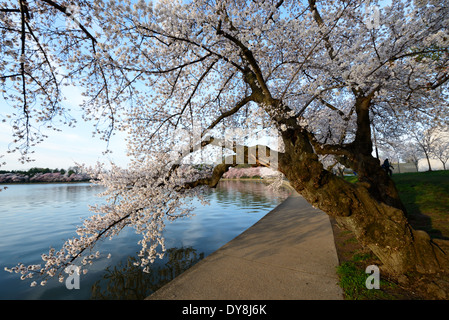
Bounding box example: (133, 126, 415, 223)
(278, 126, 449, 297)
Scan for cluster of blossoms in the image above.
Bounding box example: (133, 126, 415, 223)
(222, 166, 279, 179)
(5, 156, 213, 285)
(4, 249, 101, 287)
(222, 166, 285, 195)
(0, 172, 90, 183)
(2, 0, 448, 288)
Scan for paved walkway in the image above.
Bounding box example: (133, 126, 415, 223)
(146, 191, 343, 300)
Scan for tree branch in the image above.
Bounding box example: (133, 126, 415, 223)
(181, 141, 282, 189)
(306, 130, 351, 157)
(0, 8, 20, 13)
(174, 59, 218, 128)
(308, 0, 336, 60)
(204, 95, 254, 133)
(19, 0, 30, 147)
(215, 22, 271, 97)
(141, 26, 245, 72)
(39, 0, 97, 46)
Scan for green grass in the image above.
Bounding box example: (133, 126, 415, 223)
(343, 175, 359, 184)
(393, 171, 449, 239)
(338, 170, 449, 299)
(343, 170, 449, 239)
(393, 171, 449, 209)
(336, 254, 396, 300)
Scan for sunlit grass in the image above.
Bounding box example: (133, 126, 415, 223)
(337, 170, 449, 299)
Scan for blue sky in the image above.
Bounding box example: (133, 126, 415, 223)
(0, 85, 130, 171)
(0, 0, 395, 172)
(0, 121, 130, 171)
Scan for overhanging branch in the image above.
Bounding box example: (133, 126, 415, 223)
(306, 130, 351, 158)
(175, 138, 283, 189)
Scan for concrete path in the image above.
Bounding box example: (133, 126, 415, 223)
(147, 191, 343, 300)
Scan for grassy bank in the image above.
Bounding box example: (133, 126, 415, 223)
(333, 170, 449, 300)
(393, 171, 449, 240)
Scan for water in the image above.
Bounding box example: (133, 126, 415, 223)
(0, 180, 289, 299)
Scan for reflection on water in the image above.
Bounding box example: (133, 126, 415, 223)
(91, 247, 204, 300)
(0, 180, 288, 300)
(88, 181, 289, 300)
(215, 180, 286, 209)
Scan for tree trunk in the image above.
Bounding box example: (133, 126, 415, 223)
(278, 128, 449, 298)
(424, 151, 433, 172)
(254, 86, 449, 297)
(414, 161, 419, 172)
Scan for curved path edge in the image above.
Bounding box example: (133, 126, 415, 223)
(146, 189, 343, 300)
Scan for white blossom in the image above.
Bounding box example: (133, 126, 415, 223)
(2, 0, 448, 286)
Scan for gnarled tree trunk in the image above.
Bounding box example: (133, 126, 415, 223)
(278, 126, 449, 298)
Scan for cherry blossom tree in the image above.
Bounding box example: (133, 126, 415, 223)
(429, 126, 449, 170)
(432, 129, 449, 170)
(399, 140, 424, 172)
(410, 123, 436, 171)
(408, 124, 449, 171)
(2, 0, 449, 297)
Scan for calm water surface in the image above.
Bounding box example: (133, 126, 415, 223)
(0, 180, 289, 299)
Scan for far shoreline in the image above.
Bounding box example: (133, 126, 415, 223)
(0, 180, 92, 185)
(1, 178, 294, 192)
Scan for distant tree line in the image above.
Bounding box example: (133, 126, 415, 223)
(0, 166, 80, 176)
(0, 166, 90, 183)
(375, 124, 449, 172)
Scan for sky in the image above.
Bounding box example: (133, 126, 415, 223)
(0, 0, 394, 172)
(0, 121, 130, 171)
(0, 86, 130, 171)
(0, 3, 132, 172)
